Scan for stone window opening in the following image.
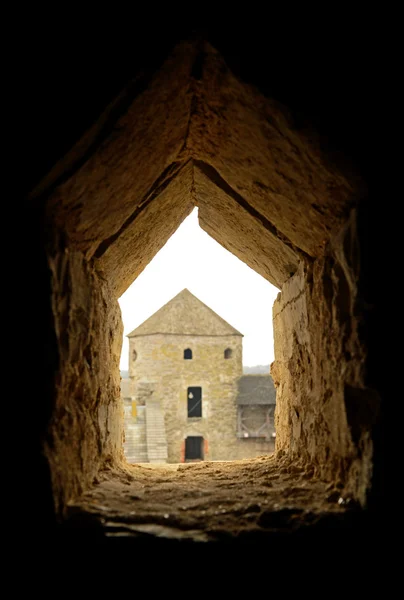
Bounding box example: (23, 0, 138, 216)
(224, 347, 233, 359)
(29, 36, 380, 548)
(184, 348, 192, 360)
(132, 349, 137, 362)
(187, 386, 202, 418)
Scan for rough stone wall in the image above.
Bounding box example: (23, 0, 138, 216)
(39, 41, 365, 296)
(271, 210, 379, 506)
(130, 334, 242, 462)
(44, 244, 124, 515)
(18, 22, 383, 532)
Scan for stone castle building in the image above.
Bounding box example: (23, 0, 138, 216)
(122, 289, 276, 463)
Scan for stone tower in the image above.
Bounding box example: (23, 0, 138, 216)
(127, 289, 243, 463)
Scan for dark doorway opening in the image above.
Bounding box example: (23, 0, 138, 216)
(184, 348, 192, 360)
(187, 386, 202, 417)
(185, 436, 204, 461)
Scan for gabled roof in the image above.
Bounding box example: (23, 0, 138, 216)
(127, 289, 243, 337)
(236, 375, 276, 405)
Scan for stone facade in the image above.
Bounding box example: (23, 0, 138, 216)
(124, 289, 275, 463)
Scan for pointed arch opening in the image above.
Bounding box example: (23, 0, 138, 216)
(26, 34, 379, 545)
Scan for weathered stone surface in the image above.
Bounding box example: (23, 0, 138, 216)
(45, 42, 197, 260)
(41, 39, 366, 296)
(45, 244, 124, 514)
(32, 39, 378, 522)
(66, 456, 360, 544)
(271, 210, 380, 506)
(97, 161, 195, 296)
(195, 164, 298, 288)
(188, 43, 365, 259)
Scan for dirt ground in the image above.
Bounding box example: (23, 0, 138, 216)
(65, 453, 362, 543)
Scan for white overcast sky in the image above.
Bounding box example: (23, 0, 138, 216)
(118, 208, 279, 370)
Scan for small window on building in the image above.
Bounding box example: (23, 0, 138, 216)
(184, 348, 192, 360)
(187, 386, 202, 418)
(132, 349, 137, 362)
(224, 348, 233, 359)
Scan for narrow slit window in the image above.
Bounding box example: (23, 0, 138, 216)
(184, 348, 192, 360)
(132, 349, 137, 362)
(224, 348, 233, 359)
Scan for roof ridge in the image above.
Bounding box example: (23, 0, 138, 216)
(127, 289, 243, 337)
